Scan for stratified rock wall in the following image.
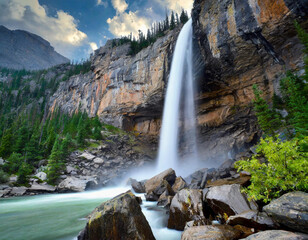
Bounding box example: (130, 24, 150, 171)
(191, 0, 308, 163)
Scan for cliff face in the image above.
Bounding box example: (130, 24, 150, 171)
(191, 0, 308, 162)
(50, 28, 180, 135)
(0, 26, 69, 70)
(49, 0, 307, 164)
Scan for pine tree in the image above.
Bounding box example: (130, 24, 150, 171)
(0, 128, 13, 158)
(252, 85, 281, 136)
(60, 133, 72, 159)
(93, 127, 103, 140)
(26, 130, 41, 163)
(14, 120, 29, 154)
(17, 162, 32, 185)
(170, 11, 176, 30)
(47, 136, 64, 184)
(76, 115, 87, 147)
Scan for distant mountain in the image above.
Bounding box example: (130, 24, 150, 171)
(0, 25, 69, 70)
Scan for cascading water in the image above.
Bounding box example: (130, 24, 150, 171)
(157, 19, 199, 174)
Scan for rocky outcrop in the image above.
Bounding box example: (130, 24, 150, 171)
(0, 25, 69, 70)
(78, 191, 155, 240)
(191, 0, 308, 162)
(181, 225, 242, 240)
(263, 191, 308, 233)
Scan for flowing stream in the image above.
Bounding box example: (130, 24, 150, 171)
(157, 19, 199, 175)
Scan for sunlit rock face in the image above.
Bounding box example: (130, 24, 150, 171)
(191, 0, 308, 162)
(50, 28, 181, 135)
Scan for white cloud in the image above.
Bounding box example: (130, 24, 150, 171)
(107, 11, 151, 37)
(0, 0, 89, 59)
(96, 0, 108, 8)
(155, 0, 193, 13)
(90, 42, 98, 51)
(111, 0, 128, 14)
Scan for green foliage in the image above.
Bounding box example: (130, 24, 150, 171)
(235, 137, 308, 203)
(0, 128, 13, 158)
(3, 153, 23, 173)
(0, 170, 9, 184)
(47, 136, 64, 184)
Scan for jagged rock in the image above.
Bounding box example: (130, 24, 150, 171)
(264, 191, 308, 233)
(144, 168, 176, 194)
(30, 182, 56, 192)
(129, 178, 145, 193)
(10, 187, 28, 196)
(227, 210, 276, 230)
(0, 188, 11, 197)
(157, 190, 173, 208)
(185, 168, 208, 189)
(57, 177, 94, 192)
(205, 184, 257, 217)
(78, 191, 155, 240)
(80, 152, 96, 161)
(66, 166, 75, 174)
(168, 189, 205, 230)
(242, 230, 308, 240)
(35, 172, 47, 181)
(181, 225, 242, 240)
(146, 179, 174, 201)
(172, 177, 187, 193)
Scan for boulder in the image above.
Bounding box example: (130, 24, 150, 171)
(157, 190, 173, 208)
(172, 177, 187, 193)
(227, 210, 276, 230)
(80, 152, 96, 161)
(181, 225, 242, 240)
(168, 189, 206, 230)
(66, 165, 75, 174)
(93, 157, 104, 164)
(0, 188, 11, 198)
(242, 230, 308, 240)
(58, 177, 94, 192)
(10, 187, 27, 196)
(205, 184, 257, 217)
(263, 191, 308, 234)
(0, 158, 4, 165)
(146, 179, 174, 201)
(30, 182, 56, 192)
(129, 178, 145, 193)
(78, 191, 155, 240)
(206, 175, 251, 188)
(35, 172, 47, 181)
(185, 168, 208, 189)
(144, 168, 176, 194)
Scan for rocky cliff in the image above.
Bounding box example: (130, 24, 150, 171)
(49, 0, 308, 165)
(0, 25, 69, 70)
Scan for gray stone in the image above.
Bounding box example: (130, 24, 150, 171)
(58, 177, 88, 192)
(227, 210, 277, 230)
(35, 172, 47, 181)
(168, 189, 205, 230)
(66, 165, 75, 174)
(93, 157, 104, 164)
(10, 187, 27, 196)
(0, 158, 4, 165)
(144, 168, 176, 195)
(264, 191, 308, 233)
(30, 182, 56, 192)
(242, 230, 308, 240)
(172, 177, 187, 193)
(181, 225, 242, 240)
(206, 184, 257, 217)
(80, 152, 96, 161)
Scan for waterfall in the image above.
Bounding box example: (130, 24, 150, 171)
(157, 19, 199, 174)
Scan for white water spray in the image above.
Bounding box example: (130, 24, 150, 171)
(157, 19, 199, 174)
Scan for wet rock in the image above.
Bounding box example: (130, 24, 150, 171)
(78, 191, 155, 240)
(172, 177, 187, 193)
(157, 190, 173, 208)
(206, 175, 251, 188)
(168, 189, 205, 230)
(205, 184, 257, 217)
(233, 225, 255, 238)
(181, 225, 242, 240)
(263, 191, 308, 233)
(242, 230, 308, 240)
(227, 210, 276, 230)
(129, 178, 145, 193)
(10, 187, 28, 196)
(58, 177, 93, 192)
(144, 168, 176, 195)
(186, 168, 208, 189)
(35, 172, 47, 181)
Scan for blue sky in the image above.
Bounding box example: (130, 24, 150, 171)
(0, 0, 193, 61)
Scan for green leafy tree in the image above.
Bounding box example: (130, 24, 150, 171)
(235, 137, 308, 203)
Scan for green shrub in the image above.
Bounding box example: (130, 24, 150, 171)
(0, 169, 9, 183)
(235, 136, 308, 203)
(17, 162, 32, 185)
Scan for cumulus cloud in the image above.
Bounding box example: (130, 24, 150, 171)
(96, 0, 108, 8)
(0, 0, 89, 59)
(90, 42, 98, 51)
(107, 11, 151, 37)
(155, 0, 193, 13)
(111, 0, 128, 14)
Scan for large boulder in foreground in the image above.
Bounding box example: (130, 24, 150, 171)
(78, 191, 155, 240)
(242, 230, 308, 240)
(205, 184, 257, 217)
(263, 191, 308, 234)
(227, 210, 276, 230)
(181, 225, 241, 240)
(168, 189, 206, 230)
